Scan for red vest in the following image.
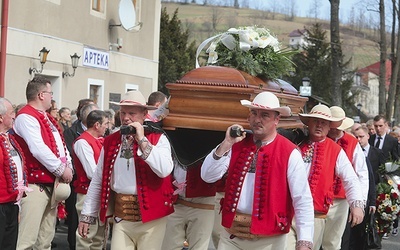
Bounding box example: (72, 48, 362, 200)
(99, 131, 174, 223)
(73, 131, 103, 194)
(183, 162, 217, 198)
(221, 134, 295, 235)
(300, 138, 341, 214)
(0, 134, 27, 203)
(333, 132, 358, 198)
(14, 105, 67, 184)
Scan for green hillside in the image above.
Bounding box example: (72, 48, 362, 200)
(162, 2, 380, 70)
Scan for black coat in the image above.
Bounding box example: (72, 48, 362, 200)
(367, 146, 385, 184)
(63, 120, 85, 157)
(369, 134, 399, 162)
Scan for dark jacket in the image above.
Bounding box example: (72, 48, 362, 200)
(365, 158, 376, 208)
(367, 146, 385, 184)
(369, 134, 399, 162)
(63, 120, 85, 158)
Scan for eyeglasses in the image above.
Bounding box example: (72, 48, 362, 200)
(41, 91, 53, 95)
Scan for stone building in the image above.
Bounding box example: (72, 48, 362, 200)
(0, 0, 161, 110)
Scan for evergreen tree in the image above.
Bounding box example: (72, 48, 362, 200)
(286, 23, 332, 103)
(285, 23, 355, 108)
(159, 8, 196, 95)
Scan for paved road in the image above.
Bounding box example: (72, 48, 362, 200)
(53, 221, 400, 250)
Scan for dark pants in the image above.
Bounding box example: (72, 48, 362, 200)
(348, 208, 371, 250)
(0, 202, 19, 250)
(66, 184, 78, 250)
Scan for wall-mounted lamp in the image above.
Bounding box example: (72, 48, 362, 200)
(62, 53, 80, 78)
(109, 38, 123, 51)
(299, 77, 312, 97)
(29, 47, 50, 75)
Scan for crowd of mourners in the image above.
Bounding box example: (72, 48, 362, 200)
(0, 75, 399, 250)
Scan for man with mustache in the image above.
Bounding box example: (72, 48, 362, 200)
(287, 104, 364, 250)
(201, 91, 314, 250)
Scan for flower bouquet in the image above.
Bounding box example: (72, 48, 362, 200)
(375, 177, 400, 236)
(384, 161, 400, 173)
(197, 26, 296, 80)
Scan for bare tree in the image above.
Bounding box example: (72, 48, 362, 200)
(330, 0, 342, 106)
(252, 0, 266, 10)
(234, 0, 239, 8)
(308, 0, 320, 21)
(387, 0, 400, 121)
(348, 7, 355, 28)
(211, 7, 223, 31)
(289, 0, 296, 19)
(269, 1, 280, 20)
(378, 0, 387, 115)
(226, 11, 238, 28)
(356, 7, 366, 31)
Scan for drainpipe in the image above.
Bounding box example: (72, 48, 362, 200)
(0, 0, 9, 97)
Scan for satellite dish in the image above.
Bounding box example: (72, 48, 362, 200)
(119, 0, 136, 31)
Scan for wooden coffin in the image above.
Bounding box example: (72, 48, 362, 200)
(163, 66, 307, 132)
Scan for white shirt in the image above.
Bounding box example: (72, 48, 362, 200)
(12, 150, 23, 182)
(14, 113, 71, 176)
(173, 164, 187, 196)
(81, 134, 173, 217)
(73, 135, 102, 180)
(351, 143, 369, 201)
(374, 134, 386, 150)
(363, 144, 370, 157)
(201, 139, 314, 242)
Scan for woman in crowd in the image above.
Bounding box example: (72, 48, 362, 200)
(58, 107, 72, 132)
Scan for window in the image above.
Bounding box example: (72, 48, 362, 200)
(90, 0, 106, 19)
(92, 0, 101, 11)
(88, 79, 105, 109)
(125, 83, 139, 93)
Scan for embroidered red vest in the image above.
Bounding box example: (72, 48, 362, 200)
(300, 138, 341, 214)
(183, 162, 217, 198)
(333, 132, 358, 198)
(14, 105, 67, 184)
(99, 131, 174, 223)
(73, 132, 103, 194)
(221, 134, 296, 235)
(0, 134, 28, 203)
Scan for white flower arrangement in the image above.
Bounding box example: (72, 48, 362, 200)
(376, 178, 400, 235)
(196, 26, 295, 80)
(206, 26, 281, 64)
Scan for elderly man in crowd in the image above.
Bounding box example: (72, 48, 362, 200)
(0, 97, 28, 250)
(287, 104, 365, 250)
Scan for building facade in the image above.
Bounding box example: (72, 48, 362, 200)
(353, 60, 391, 119)
(1, 0, 161, 110)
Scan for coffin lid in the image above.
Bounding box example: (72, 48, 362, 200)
(176, 66, 299, 95)
(163, 66, 307, 167)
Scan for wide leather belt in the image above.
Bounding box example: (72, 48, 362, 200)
(114, 193, 142, 222)
(175, 198, 215, 210)
(314, 213, 327, 219)
(225, 212, 269, 240)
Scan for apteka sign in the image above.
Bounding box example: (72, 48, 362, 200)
(83, 47, 109, 70)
